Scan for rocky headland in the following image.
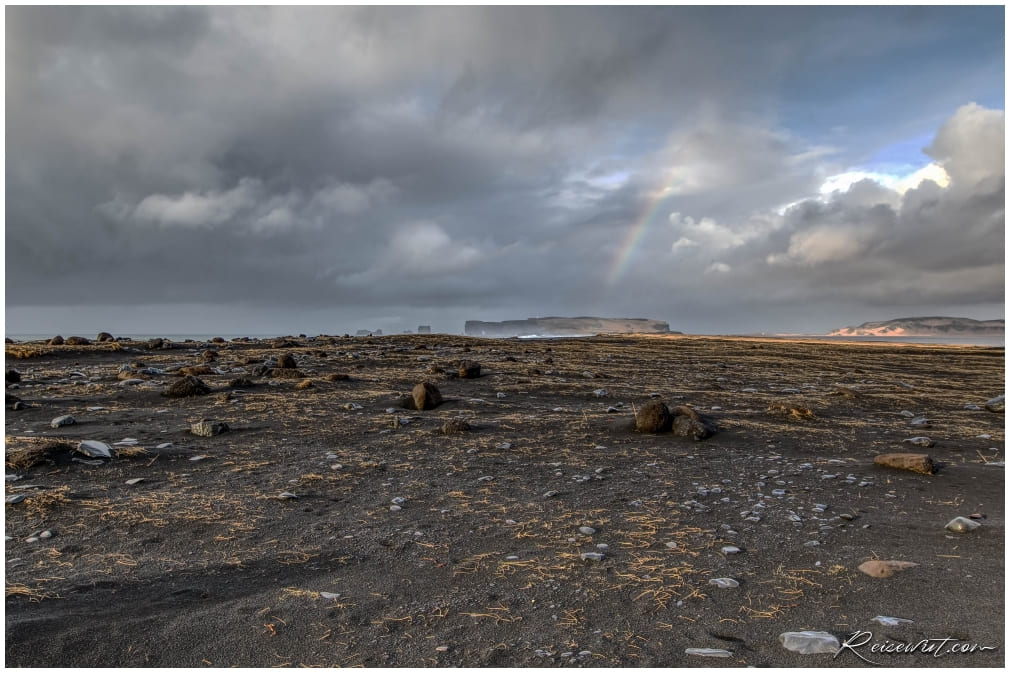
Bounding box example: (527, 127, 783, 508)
(830, 317, 1004, 337)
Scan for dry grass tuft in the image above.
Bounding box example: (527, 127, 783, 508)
(23, 486, 73, 517)
(766, 403, 815, 421)
(6, 439, 76, 470)
(6, 583, 60, 602)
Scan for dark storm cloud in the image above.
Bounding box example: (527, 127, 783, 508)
(5, 6, 1004, 334)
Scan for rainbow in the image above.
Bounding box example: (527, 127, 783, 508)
(606, 183, 679, 287)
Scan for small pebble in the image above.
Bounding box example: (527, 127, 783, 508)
(709, 577, 739, 589)
(721, 545, 741, 554)
(685, 648, 732, 658)
(945, 516, 981, 533)
(50, 415, 76, 428)
(580, 552, 604, 561)
(578, 526, 596, 535)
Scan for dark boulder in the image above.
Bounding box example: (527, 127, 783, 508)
(412, 382, 443, 410)
(635, 401, 672, 433)
(163, 376, 212, 398)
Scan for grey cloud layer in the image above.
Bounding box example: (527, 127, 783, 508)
(6, 7, 1004, 333)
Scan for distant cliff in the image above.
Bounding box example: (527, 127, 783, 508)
(829, 317, 1004, 337)
(464, 317, 673, 337)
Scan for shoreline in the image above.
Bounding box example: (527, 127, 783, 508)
(6, 331, 1004, 348)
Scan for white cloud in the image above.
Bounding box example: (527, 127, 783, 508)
(669, 212, 746, 252)
(133, 177, 261, 227)
(310, 178, 397, 215)
(381, 222, 484, 277)
(705, 262, 731, 274)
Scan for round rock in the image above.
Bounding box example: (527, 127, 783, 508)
(635, 400, 672, 433)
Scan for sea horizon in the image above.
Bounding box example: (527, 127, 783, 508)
(5, 331, 1004, 348)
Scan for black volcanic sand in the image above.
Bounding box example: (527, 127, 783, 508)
(4, 334, 1005, 667)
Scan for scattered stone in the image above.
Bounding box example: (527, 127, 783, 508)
(543, 490, 558, 498)
(873, 452, 933, 474)
(984, 395, 1004, 413)
(721, 545, 741, 554)
(64, 336, 91, 345)
(685, 648, 732, 658)
(872, 616, 913, 626)
(578, 526, 597, 535)
(96, 332, 115, 342)
(47, 335, 65, 346)
(665, 541, 678, 549)
(635, 400, 672, 433)
(857, 559, 918, 578)
(671, 406, 716, 440)
(277, 492, 298, 500)
(228, 377, 255, 388)
(412, 382, 443, 410)
(77, 440, 113, 458)
(191, 420, 229, 437)
(145, 338, 164, 350)
(779, 631, 840, 655)
(580, 552, 604, 561)
(276, 353, 297, 369)
(6, 494, 28, 504)
(709, 578, 739, 589)
(441, 418, 472, 434)
(435, 646, 449, 653)
(163, 376, 212, 398)
(319, 591, 340, 600)
(945, 516, 981, 533)
(964, 403, 982, 411)
(832, 386, 863, 399)
(295, 379, 314, 390)
(6, 369, 21, 383)
(902, 436, 934, 448)
(593, 388, 608, 397)
(50, 415, 76, 428)
(458, 360, 481, 378)
(326, 373, 351, 381)
(125, 478, 145, 485)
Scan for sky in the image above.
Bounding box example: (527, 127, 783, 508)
(5, 6, 1006, 336)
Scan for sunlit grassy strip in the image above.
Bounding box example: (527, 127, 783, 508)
(6, 341, 124, 359)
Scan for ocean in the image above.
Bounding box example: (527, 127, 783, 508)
(5, 332, 1004, 348)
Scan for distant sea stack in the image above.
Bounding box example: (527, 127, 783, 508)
(464, 317, 673, 337)
(829, 317, 1005, 337)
